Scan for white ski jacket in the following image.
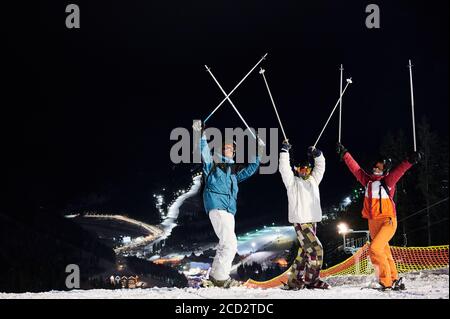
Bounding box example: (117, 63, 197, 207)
(279, 152, 325, 224)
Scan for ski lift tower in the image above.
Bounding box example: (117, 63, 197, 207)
(337, 223, 370, 255)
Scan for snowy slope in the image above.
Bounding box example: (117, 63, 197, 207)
(1, 269, 448, 299)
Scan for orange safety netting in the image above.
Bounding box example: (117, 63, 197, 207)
(244, 244, 449, 289)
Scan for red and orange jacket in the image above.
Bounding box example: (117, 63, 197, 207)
(342, 152, 413, 220)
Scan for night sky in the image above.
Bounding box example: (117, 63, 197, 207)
(2, 1, 448, 220)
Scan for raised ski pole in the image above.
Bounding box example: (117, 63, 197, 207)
(205, 65, 259, 141)
(203, 53, 268, 124)
(338, 64, 344, 143)
(313, 78, 353, 148)
(259, 67, 288, 141)
(408, 59, 417, 151)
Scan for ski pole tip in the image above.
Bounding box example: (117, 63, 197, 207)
(262, 53, 268, 59)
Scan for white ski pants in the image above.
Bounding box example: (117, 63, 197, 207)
(209, 209, 238, 281)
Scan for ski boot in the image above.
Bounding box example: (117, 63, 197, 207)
(220, 277, 242, 288)
(200, 278, 215, 288)
(201, 277, 242, 289)
(365, 281, 392, 291)
(281, 278, 306, 291)
(306, 279, 331, 290)
(392, 277, 406, 291)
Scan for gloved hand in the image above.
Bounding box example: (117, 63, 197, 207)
(407, 151, 424, 165)
(192, 120, 203, 132)
(336, 142, 348, 161)
(257, 138, 266, 157)
(281, 140, 292, 153)
(307, 146, 322, 158)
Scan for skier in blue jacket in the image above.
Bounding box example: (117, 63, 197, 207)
(193, 120, 264, 288)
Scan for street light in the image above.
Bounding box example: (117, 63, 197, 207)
(337, 223, 350, 234)
(337, 223, 352, 249)
(337, 222, 370, 255)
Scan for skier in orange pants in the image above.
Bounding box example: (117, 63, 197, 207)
(336, 142, 422, 290)
(368, 217, 398, 288)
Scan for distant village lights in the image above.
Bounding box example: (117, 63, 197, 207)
(154, 193, 166, 217)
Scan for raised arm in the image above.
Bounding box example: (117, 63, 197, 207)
(236, 156, 260, 183)
(308, 147, 325, 185)
(235, 137, 265, 183)
(193, 120, 213, 174)
(384, 160, 412, 188)
(200, 135, 214, 174)
(336, 142, 371, 186)
(342, 152, 371, 186)
(384, 151, 422, 187)
(279, 141, 295, 189)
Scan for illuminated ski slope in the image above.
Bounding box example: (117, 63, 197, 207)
(237, 226, 295, 255)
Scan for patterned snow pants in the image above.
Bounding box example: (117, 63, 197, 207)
(288, 223, 324, 286)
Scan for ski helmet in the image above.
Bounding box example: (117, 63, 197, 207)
(373, 156, 392, 175)
(294, 159, 313, 179)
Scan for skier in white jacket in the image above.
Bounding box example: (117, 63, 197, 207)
(279, 140, 330, 290)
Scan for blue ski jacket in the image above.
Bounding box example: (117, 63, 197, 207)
(200, 135, 260, 215)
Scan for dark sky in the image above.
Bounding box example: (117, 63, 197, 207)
(2, 1, 448, 219)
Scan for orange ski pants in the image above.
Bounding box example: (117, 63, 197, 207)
(368, 217, 398, 287)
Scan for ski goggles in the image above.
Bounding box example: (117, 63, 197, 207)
(295, 166, 312, 175)
(223, 144, 236, 157)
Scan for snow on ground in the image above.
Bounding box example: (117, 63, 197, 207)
(1, 269, 447, 299)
